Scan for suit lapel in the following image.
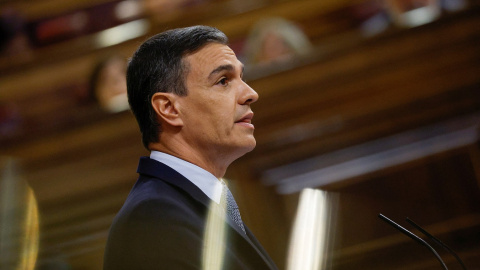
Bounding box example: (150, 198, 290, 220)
(244, 226, 279, 270)
(136, 156, 211, 207)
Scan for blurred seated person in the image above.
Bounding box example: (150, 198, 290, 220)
(0, 8, 32, 59)
(242, 17, 313, 67)
(89, 54, 129, 113)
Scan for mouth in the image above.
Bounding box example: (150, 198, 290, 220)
(235, 112, 254, 129)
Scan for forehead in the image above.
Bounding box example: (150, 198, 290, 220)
(184, 43, 241, 76)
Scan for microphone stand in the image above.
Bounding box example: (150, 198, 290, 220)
(378, 213, 448, 270)
(406, 218, 467, 270)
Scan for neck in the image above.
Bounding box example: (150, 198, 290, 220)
(149, 140, 231, 178)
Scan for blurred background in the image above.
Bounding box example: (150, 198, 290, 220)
(1, 0, 479, 269)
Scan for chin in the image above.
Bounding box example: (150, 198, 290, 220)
(242, 139, 257, 154)
(229, 141, 256, 159)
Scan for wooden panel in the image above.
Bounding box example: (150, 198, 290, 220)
(247, 7, 480, 170)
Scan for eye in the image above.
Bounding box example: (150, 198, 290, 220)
(217, 77, 229, 86)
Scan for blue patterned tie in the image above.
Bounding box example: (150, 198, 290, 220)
(222, 181, 246, 234)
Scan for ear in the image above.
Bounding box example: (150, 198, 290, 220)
(151, 92, 183, 127)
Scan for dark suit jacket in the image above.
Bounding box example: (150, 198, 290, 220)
(104, 157, 278, 270)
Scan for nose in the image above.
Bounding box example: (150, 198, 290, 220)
(239, 81, 259, 105)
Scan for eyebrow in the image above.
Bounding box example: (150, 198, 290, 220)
(208, 64, 244, 80)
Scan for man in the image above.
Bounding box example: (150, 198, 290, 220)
(103, 26, 278, 270)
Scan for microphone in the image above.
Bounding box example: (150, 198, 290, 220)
(378, 213, 448, 270)
(405, 218, 467, 270)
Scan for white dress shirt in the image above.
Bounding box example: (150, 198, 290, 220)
(150, 151, 223, 204)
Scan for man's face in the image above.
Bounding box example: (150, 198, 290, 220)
(177, 42, 259, 163)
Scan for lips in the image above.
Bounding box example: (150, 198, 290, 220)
(235, 112, 254, 128)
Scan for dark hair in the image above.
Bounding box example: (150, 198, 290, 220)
(127, 25, 228, 150)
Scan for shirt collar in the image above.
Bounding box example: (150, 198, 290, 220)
(150, 151, 223, 204)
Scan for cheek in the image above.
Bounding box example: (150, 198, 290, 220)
(209, 95, 236, 117)
(187, 92, 238, 135)
(210, 107, 236, 136)
(211, 110, 233, 133)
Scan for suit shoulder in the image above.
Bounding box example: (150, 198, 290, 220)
(113, 176, 206, 226)
(104, 176, 207, 269)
